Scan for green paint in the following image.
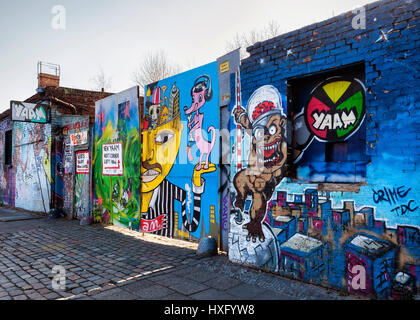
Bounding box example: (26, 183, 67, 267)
(93, 123, 141, 229)
(336, 91, 363, 138)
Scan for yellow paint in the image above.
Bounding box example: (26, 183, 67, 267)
(41, 243, 66, 252)
(159, 106, 169, 125)
(178, 230, 190, 238)
(141, 115, 184, 193)
(323, 81, 351, 104)
(210, 205, 215, 223)
(193, 163, 216, 187)
(141, 192, 153, 212)
(42, 135, 52, 182)
(220, 61, 230, 73)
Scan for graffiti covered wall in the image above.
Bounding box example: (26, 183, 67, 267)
(228, 0, 419, 300)
(142, 62, 220, 241)
(52, 115, 91, 219)
(12, 122, 52, 213)
(0, 118, 15, 206)
(93, 87, 141, 229)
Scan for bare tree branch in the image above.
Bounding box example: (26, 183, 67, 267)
(225, 20, 283, 59)
(90, 68, 112, 92)
(132, 50, 181, 95)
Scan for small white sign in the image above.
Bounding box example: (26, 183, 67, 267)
(102, 143, 123, 176)
(75, 151, 90, 174)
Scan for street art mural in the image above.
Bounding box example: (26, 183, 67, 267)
(292, 75, 368, 182)
(228, 70, 419, 299)
(303, 77, 366, 142)
(232, 84, 288, 243)
(12, 122, 51, 213)
(142, 62, 219, 241)
(0, 119, 15, 206)
(93, 87, 141, 229)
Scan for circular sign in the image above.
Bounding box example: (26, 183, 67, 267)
(304, 77, 366, 142)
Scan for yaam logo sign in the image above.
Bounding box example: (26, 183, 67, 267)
(304, 77, 366, 142)
(11, 101, 50, 124)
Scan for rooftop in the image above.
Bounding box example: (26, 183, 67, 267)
(0, 109, 10, 121)
(24, 86, 113, 118)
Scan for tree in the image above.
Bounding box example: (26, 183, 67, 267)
(225, 20, 283, 59)
(132, 50, 181, 95)
(90, 68, 113, 92)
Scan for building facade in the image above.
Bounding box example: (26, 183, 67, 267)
(228, 0, 419, 299)
(0, 69, 112, 221)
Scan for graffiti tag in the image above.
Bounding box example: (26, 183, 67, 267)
(304, 78, 366, 142)
(372, 185, 418, 216)
(141, 215, 165, 232)
(391, 201, 418, 216)
(11, 101, 50, 123)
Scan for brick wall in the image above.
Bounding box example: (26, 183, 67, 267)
(229, 0, 420, 299)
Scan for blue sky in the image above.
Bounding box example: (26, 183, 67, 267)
(0, 0, 377, 113)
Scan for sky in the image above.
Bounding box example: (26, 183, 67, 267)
(0, 0, 378, 113)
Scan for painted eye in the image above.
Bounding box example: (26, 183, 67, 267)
(269, 125, 277, 135)
(199, 95, 203, 103)
(155, 131, 174, 144)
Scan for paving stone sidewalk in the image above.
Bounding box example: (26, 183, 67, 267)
(0, 207, 365, 300)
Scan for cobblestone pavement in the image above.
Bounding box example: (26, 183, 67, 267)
(0, 207, 369, 301)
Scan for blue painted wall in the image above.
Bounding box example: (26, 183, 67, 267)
(229, 0, 419, 299)
(142, 62, 220, 241)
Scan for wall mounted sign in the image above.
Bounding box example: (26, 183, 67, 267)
(70, 130, 88, 146)
(102, 143, 123, 176)
(219, 61, 230, 73)
(75, 151, 90, 174)
(11, 101, 50, 123)
(304, 77, 366, 142)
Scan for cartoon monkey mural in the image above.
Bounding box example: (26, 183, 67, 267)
(232, 85, 289, 242)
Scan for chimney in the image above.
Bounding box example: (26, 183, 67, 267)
(37, 62, 60, 89)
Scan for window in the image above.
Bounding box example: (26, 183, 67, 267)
(287, 63, 368, 183)
(4, 130, 12, 166)
(325, 142, 348, 162)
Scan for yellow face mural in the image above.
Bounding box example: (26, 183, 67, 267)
(141, 115, 184, 192)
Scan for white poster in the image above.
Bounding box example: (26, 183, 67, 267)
(102, 143, 123, 176)
(70, 130, 88, 146)
(75, 151, 90, 174)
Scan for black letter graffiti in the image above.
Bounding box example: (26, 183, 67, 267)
(391, 200, 418, 216)
(372, 186, 411, 205)
(373, 186, 417, 216)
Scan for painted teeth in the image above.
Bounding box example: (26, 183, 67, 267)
(262, 142, 279, 150)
